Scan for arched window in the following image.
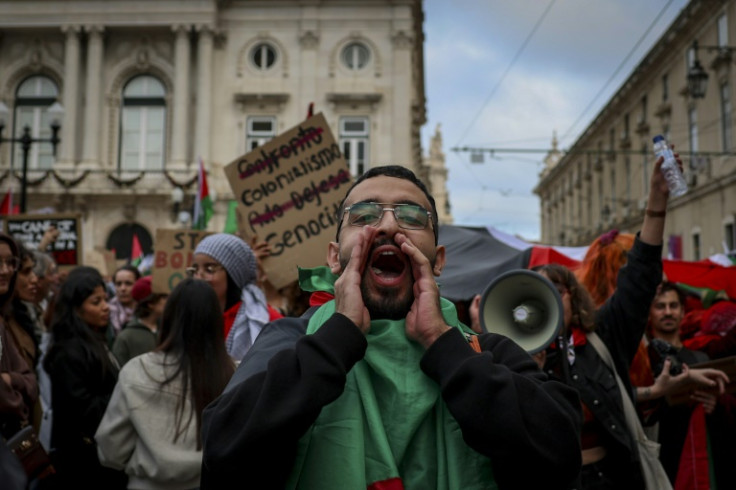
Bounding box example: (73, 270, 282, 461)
(341, 42, 370, 70)
(13, 75, 59, 170)
(119, 75, 166, 171)
(250, 43, 277, 71)
(106, 223, 153, 261)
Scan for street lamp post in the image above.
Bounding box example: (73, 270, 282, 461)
(0, 102, 64, 213)
(687, 40, 736, 99)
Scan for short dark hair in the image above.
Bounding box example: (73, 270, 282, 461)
(335, 165, 439, 244)
(655, 281, 685, 306)
(114, 264, 141, 283)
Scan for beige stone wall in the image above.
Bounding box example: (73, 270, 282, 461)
(535, 0, 736, 261)
(0, 0, 452, 260)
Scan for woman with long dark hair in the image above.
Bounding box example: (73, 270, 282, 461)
(0, 233, 37, 442)
(95, 278, 235, 489)
(43, 266, 127, 489)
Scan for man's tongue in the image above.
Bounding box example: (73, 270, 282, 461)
(370, 250, 406, 283)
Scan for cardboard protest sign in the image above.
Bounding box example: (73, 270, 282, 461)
(4, 213, 82, 268)
(151, 228, 211, 294)
(224, 112, 352, 289)
(84, 247, 118, 278)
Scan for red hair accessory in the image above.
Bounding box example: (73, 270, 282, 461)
(599, 229, 619, 246)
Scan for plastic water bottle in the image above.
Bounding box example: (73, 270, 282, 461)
(652, 135, 688, 197)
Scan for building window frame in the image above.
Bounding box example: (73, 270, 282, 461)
(688, 107, 699, 153)
(250, 43, 278, 71)
(341, 42, 371, 71)
(245, 116, 277, 151)
(12, 75, 59, 171)
(119, 74, 166, 172)
(720, 81, 733, 151)
(339, 116, 370, 176)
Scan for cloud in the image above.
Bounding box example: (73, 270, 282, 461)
(422, 0, 690, 242)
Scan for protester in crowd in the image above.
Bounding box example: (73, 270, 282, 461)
(43, 266, 127, 489)
(572, 230, 661, 408)
(188, 233, 282, 362)
(644, 281, 733, 488)
(201, 165, 582, 489)
(29, 251, 58, 452)
(7, 241, 40, 370)
(96, 278, 235, 489)
(107, 265, 141, 339)
(31, 250, 60, 333)
(0, 233, 38, 442)
(111, 276, 166, 366)
(529, 154, 682, 489)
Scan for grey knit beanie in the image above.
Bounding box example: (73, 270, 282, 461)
(194, 233, 257, 290)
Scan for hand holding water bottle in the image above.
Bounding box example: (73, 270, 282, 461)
(652, 135, 688, 197)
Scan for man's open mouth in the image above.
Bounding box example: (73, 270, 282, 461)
(369, 246, 408, 284)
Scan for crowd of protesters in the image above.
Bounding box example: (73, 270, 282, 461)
(1, 162, 735, 490)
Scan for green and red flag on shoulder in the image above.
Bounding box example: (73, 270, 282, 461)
(193, 157, 214, 230)
(130, 232, 144, 267)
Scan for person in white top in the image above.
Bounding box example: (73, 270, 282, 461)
(95, 278, 235, 490)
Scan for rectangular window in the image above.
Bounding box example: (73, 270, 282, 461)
(339, 117, 370, 176)
(120, 107, 165, 171)
(609, 166, 616, 214)
(721, 82, 733, 151)
(692, 232, 701, 261)
(640, 95, 648, 124)
(642, 144, 649, 196)
(689, 108, 699, 153)
(625, 157, 631, 198)
(662, 73, 669, 102)
(13, 107, 55, 171)
(246, 116, 276, 151)
(725, 222, 735, 254)
(719, 13, 728, 47)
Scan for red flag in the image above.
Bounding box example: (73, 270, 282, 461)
(0, 188, 19, 215)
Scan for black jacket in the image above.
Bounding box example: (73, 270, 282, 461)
(202, 307, 582, 489)
(544, 236, 663, 490)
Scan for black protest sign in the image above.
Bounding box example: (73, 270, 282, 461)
(4, 213, 82, 267)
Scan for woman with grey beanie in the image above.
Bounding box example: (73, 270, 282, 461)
(187, 233, 282, 362)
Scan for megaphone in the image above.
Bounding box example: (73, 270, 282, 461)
(479, 269, 564, 354)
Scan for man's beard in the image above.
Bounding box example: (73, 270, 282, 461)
(339, 238, 435, 320)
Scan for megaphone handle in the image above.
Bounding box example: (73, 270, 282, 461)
(556, 334, 571, 385)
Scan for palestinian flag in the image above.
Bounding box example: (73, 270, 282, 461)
(193, 158, 214, 230)
(130, 233, 144, 267)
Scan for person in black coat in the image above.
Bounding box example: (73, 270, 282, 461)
(43, 266, 127, 489)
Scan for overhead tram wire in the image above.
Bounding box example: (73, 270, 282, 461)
(560, 0, 677, 143)
(453, 0, 557, 149)
(450, 146, 736, 159)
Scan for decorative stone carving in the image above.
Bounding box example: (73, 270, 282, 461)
(299, 30, 319, 49)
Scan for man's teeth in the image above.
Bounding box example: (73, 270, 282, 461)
(371, 267, 383, 275)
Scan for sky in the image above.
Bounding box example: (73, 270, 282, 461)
(421, 0, 691, 242)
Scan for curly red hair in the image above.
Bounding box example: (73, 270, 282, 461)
(575, 230, 636, 307)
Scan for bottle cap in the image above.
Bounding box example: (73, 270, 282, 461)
(652, 135, 665, 143)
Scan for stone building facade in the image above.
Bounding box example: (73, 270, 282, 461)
(535, 0, 736, 261)
(0, 0, 451, 262)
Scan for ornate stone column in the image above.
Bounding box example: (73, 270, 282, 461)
(194, 25, 213, 165)
(81, 25, 104, 168)
(59, 25, 82, 168)
(170, 24, 191, 170)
